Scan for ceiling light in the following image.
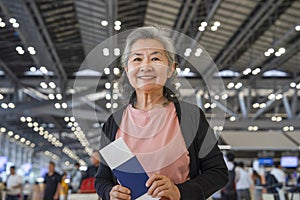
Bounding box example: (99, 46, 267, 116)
(184, 51, 191, 57)
(49, 82, 56, 89)
(243, 68, 251, 75)
(264, 51, 270, 57)
(103, 48, 109, 56)
(30, 66, 36, 72)
(183, 68, 190, 75)
(290, 82, 296, 88)
(40, 82, 48, 89)
(48, 94, 55, 100)
(105, 82, 111, 89)
(64, 117, 69, 122)
(112, 94, 119, 100)
(114, 48, 120, 56)
(105, 93, 111, 100)
(296, 83, 300, 89)
(252, 68, 261, 75)
(267, 48, 274, 54)
(8, 131, 13, 136)
(113, 103, 118, 109)
(227, 82, 234, 89)
(101, 20, 108, 26)
(27, 122, 33, 127)
(211, 103, 217, 108)
(0, 127, 6, 132)
(235, 82, 243, 89)
(283, 126, 289, 132)
(275, 94, 283, 100)
(54, 103, 61, 109)
(104, 67, 110, 75)
(18, 50, 25, 55)
(114, 25, 121, 31)
(16, 46, 22, 51)
(61, 102, 68, 109)
(214, 21, 221, 27)
(30, 143, 35, 148)
(9, 18, 17, 23)
(271, 116, 276, 121)
(27, 46, 34, 52)
(114, 20, 121, 26)
(106, 103, 112, 109)
(70, 117, 75, 122)
(198, 26, 205, 32)
(259, 103, 266, 108)
(8, 103, 15, 109)
(268, 93, 275, 100)
(0, 94, 3, 100)
(113, 67, 120, 75)
(276, 116, 282, 122)
(201, 22, 208, 27)
(20, 138, 25, 143)
(229, 116, 236, 121)
(14, 134, 20, 140)
(275, 51, 281, 57)
(278, 47, 285, 54)
(252, 103, 259, 108)
(12, 23, 19, 28)
(295, 25, 300, 31)
(211, 26, 218, 31)
(221, 94, 228, 100)
(26, 117, 32, 122)
(40, 66, 48, 74)
(0, 22, 5, 27)
(1, 103, 8, 109)
(204, 103, 210, 109)
(56, 93, 62, 100)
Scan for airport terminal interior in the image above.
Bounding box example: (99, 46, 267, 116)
(0, 0, 300, 199)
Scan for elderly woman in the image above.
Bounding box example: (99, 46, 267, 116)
(95, 27, 228, 200)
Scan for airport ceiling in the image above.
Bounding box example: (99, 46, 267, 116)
(0, 0, 300, 164)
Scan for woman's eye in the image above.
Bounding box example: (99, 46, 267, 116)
(151, 57, 160, 61)
(133, 57, 141, 62)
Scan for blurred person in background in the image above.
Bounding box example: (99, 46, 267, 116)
(5, 166, 22, 200)
(43, 161, 61, 200)
(32, 182, 41, 200)
(22, 181, 32, 200)
(270, 162, 286, 186)
(235, 162, 253, 200)
(222, 152, 237, 200)
(70, 162, 82, 193)
(252, 170, 262, 200)
(82, 151, 100, 180)
(59, 172, 68, 200)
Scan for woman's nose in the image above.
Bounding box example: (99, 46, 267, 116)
(140, 59, 153, 71)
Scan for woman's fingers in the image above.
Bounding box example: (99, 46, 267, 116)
(110, 185, 131, 200)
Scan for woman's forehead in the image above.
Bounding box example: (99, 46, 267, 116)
(131, 39, 165, 52)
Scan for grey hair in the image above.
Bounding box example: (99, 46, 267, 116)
(118, 26, 179, 104)
(121, 26, 177, 67)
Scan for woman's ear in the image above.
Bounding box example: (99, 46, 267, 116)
(167, 63, 176, 78)
(124, 66, 128, 73)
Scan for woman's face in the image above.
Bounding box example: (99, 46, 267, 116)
(125, 39, 174, 93)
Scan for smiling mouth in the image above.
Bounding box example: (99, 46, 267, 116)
(137, 76, 156, 80)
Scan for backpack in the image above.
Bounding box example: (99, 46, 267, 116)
(265, 173, 282, 193)
(223, 168, 236, 194)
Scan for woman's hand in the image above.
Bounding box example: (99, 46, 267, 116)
(146, 174, 181, 200)
(110, 185, 131, 200)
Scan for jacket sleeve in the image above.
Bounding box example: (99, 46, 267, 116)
(177, 108, 229, 200)
(94, 116, 116, 200)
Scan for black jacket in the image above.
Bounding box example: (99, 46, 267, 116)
(95, 101, 228, 200)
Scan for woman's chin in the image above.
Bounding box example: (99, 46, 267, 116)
(136, 83, 163, 92)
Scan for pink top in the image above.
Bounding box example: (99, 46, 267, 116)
(116, 102, 190, 184)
